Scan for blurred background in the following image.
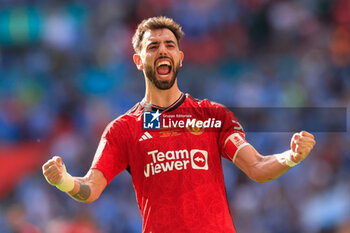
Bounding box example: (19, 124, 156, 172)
(0, 0, 349, 232)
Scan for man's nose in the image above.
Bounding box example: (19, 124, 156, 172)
(158, 43, 168, 55)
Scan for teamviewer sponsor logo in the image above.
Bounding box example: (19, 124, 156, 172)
(190, 149, 208, 170)
(144, 149, 209, 177)
(143, 110, 161, 129)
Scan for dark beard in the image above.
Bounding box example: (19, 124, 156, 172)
(145, 60, 180, 90)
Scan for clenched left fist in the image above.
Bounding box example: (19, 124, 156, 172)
(290, 131, 316, 163)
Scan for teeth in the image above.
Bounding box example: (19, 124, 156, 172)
(157, 61, 171, 67)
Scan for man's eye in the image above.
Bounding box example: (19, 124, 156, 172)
(148, 46, 157, 50)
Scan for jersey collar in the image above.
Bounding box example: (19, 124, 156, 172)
(141, 93, 186, 113)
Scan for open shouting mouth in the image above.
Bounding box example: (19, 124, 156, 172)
(156, 58, 173, 78)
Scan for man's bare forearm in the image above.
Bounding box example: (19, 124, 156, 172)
(65, 169, 107, 203)
(43, 157, 107, 203)
(232, 131, 315, 184)
(234, 146, 294, 183)
(250, 153, 291, 183)
(68, 178, 92, 202)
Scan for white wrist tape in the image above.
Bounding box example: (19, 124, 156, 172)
(56, 164, 75, 192)
(277, 150, 299, 167)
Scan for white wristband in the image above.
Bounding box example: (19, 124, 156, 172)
(56, 164, 75, 192)
(277, 150, 299, 168)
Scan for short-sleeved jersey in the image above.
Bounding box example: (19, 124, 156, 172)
(91, 93, 248, 233)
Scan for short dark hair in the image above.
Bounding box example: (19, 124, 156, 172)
(132, 16, 184, 53)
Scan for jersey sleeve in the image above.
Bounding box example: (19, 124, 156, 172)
(216, 105, 249, 162)
(90, 117, 129, 184)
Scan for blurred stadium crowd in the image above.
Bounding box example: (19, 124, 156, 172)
(0, 0, 349, 232)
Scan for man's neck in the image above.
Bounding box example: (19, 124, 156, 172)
(144, 82, 182, 108)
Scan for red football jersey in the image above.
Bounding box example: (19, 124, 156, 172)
(91, 93, 248, 233)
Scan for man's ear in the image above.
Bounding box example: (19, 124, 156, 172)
(133, 54, 143, 70)
(180, 51, 184, 67)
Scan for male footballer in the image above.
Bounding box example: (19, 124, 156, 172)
(42, 16, 316, 233)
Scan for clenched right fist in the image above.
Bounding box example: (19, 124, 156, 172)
(42, 156, 75, 192)
(42, 156, 65, 185)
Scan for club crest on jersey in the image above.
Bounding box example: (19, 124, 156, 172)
(143, 110, 161, 129)
(186, 119, 205, 135)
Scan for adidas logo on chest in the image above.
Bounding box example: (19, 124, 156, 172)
(139, 131, 153, 141)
